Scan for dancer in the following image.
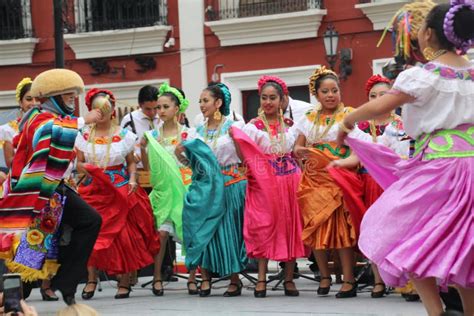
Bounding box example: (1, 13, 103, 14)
(337, 2, 474, 315)
(140, 83, 198, 296)
(76, 88, 159, 299)
(177, 83, 248, 297)
(294, 66, 361, 298)
(231, 76, 306, 298)
(0, 69, 102, 305)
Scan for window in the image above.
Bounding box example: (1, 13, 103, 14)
(207, 0, 324, 20)
(0, 0, 33, 40)
(242, 86, 310, 122)
(68, 0, 167, 33)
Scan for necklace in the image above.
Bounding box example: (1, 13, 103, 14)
(369, 113, 398, 143)
(203, 118, 225, 150)
(259, 113, 287, 156)
(159, 121, 182, 146)
(308, 104, 343, 145)
(89, 124, 115, 169)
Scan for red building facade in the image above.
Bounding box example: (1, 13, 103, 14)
(0, 0, 455, 122)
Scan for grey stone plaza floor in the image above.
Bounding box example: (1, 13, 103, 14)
(29, 275, 426, 316)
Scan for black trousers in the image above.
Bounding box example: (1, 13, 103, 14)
(51, 184, 101, 296)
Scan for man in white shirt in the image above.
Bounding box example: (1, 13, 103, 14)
(284, 96, 313, 123)
(120, 85, 160, 166)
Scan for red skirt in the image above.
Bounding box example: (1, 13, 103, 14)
(79, 165, 159, 275)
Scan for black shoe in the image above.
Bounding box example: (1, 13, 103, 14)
(40, 287, 59, 301)
(187, 281, 198, 295)
(62, 293, 76, 306)
(403, 293, 420, 302)
(22, 281, 34, 300)
(371, 283, 386, 298)
(317, 276, 332, 295)
(254, 280, 267, 298)
(283, 281, 299, 297)
(223, 281, 243, 297)
(335, 281, 357, 298)
(152, 280, 164, 296)
(81, 281, 97, 300)
(114, 286, 131, 299)
(199, 279, 211, 297)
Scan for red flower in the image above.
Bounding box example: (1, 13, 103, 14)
(83, 133, 89, 141)
(358, 121, 370, 130)
(112, 135, 121, 142)
(40, 216, 57, 233)
(254, 119, 265, 130)
(181, 131, 188, 141)
(284, 118, 294, 127)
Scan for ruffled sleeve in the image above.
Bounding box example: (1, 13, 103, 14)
(392, 67, 433, 106)
(122, 129, 138, 154)
(242, 122, 266, 147)
(293, 111, 313, 138)
(74, 128, 89, 153)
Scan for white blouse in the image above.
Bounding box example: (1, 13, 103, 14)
(242, 119, 297, 154)
(193, 118, 243, 166)
(75, 126, 137, 167)
(0, 121, 18, 143)
(393, 61, 474, 138)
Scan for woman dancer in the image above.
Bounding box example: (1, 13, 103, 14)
(231, 76, 306, 298)
(177, 83, 247, 297)
(76, 88, 159, 299)
(141, 83, 197, 296)
(0, 78, 35, 168)
(330, 75, 410, 299)
(337, 3, 474, 315)
(294, 66, 360, 298)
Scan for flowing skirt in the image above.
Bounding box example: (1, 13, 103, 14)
(145, 132, 188, 242)
(347, 124, 474, 288)
(232, 127, 305, 261)
(182, 139, 247, 276)
(297, 148, 357, 250)
(79, 165, 160, 275)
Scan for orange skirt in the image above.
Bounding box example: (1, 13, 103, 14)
(297, 148, 356, 250)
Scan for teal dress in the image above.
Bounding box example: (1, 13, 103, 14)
(182, 119, 247, 276)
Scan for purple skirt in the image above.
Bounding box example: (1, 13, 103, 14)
(347, 124, 474, 289)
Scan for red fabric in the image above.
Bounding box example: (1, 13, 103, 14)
(365, 75, 391, 96)
(361, 173, 384, 208)
(79, 164, 159, 274)
(327, 167, 367, 238)
(0, 233, 14, 252)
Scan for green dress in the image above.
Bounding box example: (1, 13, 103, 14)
(144, 129, 191, 243)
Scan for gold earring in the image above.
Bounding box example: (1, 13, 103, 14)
(258, 107, 263, 116)
(279, 107, 283, 118)
(213, 110, 222, 121)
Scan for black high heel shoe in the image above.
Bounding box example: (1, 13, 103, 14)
(40, 287, 59, 301)
(335, 281, 357, 298)
(254, 280, 267, 298)
(283, 281, 299, 297)
(81, 281, 97, 300)
(223, 280, 243, 297)
(199, 279, 211, 297)
(317, 276, 332, 295)
(152, 280, 164, 296)
(114, 286, 131, 299)
(187, 281, 199, 295)
(371, 282, 386, 298)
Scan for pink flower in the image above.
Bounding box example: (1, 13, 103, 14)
(254, 119, 265, 130)
(358, 121, 369, 130)
(284, 118, 294, 127)
(181, 131, 188, 141)
(424, 63, 436, 71)
(439, 67, 457, 79)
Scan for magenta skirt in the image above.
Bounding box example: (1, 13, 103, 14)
(347, 124, 474, 289)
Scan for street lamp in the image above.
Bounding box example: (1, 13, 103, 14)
(323, 24, 339, 70)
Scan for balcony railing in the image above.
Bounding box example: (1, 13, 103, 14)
(0, 0, 33, 40)
(64, 0, 168, 33)
(206, 0, 324, 21)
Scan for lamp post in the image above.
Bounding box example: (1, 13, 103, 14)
(323, 24, 339, 70)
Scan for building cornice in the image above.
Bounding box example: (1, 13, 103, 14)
(0, 38, 38, 66)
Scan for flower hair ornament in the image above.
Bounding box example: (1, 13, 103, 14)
(376, 1, 436, 63)
(365, 75, 391, 96)
(158, 82, 190, 113)
(444, 0, 474, 55)
(85, 88, 116, 115)
(15, 77, 33, 104)
(214, 83, 232, 116)
(309, 66, 338, 96)
(257, 75, 289, 95)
